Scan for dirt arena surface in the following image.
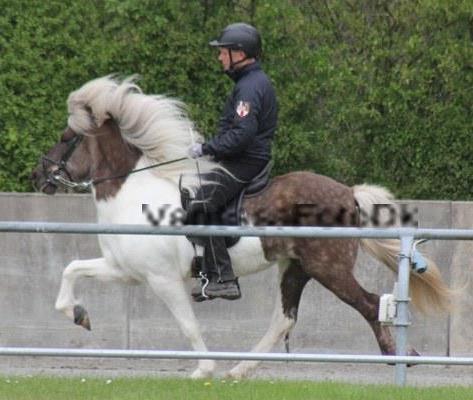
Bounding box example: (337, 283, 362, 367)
(1, 357, 472, 387)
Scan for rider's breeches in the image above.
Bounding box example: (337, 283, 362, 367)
(189, 161, 266, 282)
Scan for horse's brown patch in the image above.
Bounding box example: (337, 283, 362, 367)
(31, 118, 142, 201)
(90, 120, 142, 201)
(243, 172, 398, 356)
(244, 171, 359, 264)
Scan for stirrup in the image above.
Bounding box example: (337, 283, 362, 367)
(198, 272, 210, 299)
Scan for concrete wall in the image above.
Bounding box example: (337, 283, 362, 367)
(1, 193, 472, 361)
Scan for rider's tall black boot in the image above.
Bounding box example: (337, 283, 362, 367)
(191, 236, 241, 301)
(205, 236, 240, 299)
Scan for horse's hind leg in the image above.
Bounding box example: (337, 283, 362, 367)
(303, 258, 398, 356)
(55, 257, 128, 330)
(229, 260, 310, 379)
(146, 274, 216, 379)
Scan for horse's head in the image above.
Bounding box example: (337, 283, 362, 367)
(31, 75, 213, 197)
(31, 107, 141, 198)
(31, 125, 93, 195)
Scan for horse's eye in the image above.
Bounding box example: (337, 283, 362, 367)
(61, 130, 75, 143)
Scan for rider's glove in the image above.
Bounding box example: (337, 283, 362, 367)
(188, 143, 203, 159)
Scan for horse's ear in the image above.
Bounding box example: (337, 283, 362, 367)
(84, 104, 110, 128)
(93, 112, 110, 128)
(84, 104, 93, 115)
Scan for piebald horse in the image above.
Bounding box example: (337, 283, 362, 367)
(31, 76, 452, 379)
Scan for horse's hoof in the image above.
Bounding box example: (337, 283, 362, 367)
(190, 368, 213, 380)
(383, 348, 420, 367)
(190, 360, 216, 379)
(73, 305, 91, 331)
(407, 348, 420, 367)
(227, 366, 248, 380)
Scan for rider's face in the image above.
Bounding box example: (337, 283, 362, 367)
(218, 48, 246, 71)
(218, 48, 231, 70)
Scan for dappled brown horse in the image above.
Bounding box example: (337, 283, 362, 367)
(31, 76, 452, 379)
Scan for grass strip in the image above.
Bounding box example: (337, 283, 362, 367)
(1, 376, 472, 400)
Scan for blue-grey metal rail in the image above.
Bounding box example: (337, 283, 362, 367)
(0, 221, 473, 240)
(1, 347, 473, 365)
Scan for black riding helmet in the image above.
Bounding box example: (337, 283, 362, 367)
(209, 22, 262, 59)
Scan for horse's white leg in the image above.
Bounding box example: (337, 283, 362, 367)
(146, 274, 216, 379)
(55, 257, 126, 329)
(229, 260, 310, 379)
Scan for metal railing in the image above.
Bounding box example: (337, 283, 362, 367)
(1, 221, 473, 386)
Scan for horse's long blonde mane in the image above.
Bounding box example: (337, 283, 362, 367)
(67, 75, 218, 183)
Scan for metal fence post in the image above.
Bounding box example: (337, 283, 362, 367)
(394, 234, 414, 386)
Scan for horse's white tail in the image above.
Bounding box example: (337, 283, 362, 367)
(353, 184, 453, 314)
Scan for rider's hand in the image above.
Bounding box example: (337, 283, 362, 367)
(188, 143, 203, 159)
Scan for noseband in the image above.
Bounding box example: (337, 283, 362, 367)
(41, 134, 90, 191)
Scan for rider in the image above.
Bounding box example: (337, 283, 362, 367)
(187, 22, 278, 301)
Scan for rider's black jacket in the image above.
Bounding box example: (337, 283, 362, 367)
(202, 62, 278, 165)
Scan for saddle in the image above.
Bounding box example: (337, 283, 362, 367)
(179, 162, 272, 249)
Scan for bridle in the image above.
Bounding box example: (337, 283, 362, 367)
(41, 134, 90, 191)
(40, 132, 188, 192)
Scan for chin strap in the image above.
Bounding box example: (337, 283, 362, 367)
(225, 50, 250, 77)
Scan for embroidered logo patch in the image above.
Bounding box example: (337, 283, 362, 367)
(236, 101, 251, 118)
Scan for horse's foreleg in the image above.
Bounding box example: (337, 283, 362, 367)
(146, 274, 216, 379)
(55, 257, 125, 330)
(229, 260, 310, 379)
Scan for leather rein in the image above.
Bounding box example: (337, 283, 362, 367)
(42, 134, 187, 191)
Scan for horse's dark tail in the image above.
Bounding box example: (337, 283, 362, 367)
(352, 184, 454, 315)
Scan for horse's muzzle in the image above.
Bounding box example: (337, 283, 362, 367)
(30, 168, 58, 195)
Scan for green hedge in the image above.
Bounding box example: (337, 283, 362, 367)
(1, 0, 472, 199)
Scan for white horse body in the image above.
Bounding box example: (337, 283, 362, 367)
(56, 155, 280, 378)
(95, 157, 271, 280)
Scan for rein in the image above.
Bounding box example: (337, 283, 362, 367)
(49, 156, 188, 191)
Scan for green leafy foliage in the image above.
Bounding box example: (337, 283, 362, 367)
(0, 0, 471, 199)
